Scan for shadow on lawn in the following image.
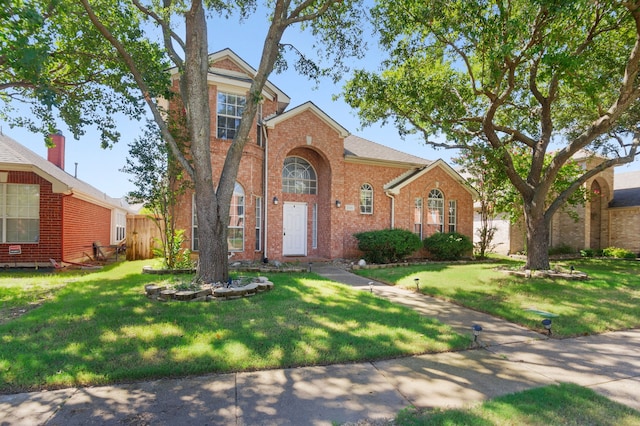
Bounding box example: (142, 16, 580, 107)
(0, 265, 468, 394)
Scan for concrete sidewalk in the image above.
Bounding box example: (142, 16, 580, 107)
(2, 331, 639, 425)
(1, 266, 639, 425)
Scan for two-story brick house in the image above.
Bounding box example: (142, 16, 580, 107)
(172, 49, 477, 262)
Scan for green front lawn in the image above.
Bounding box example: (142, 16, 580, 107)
(355, 258, 640, 337)
(394, 383, 640, 425)
(0, 261, 468, 394)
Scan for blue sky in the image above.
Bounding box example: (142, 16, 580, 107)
(2, 7, 639, 198)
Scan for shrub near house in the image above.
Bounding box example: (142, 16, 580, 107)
(354, 229, 422, 264)
(423, 232, 474, 261)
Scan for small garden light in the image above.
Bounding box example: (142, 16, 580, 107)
(542, 318, 552, 336)
(414, 277, 420, 292)
(472, 324, 483, 343)
(570, 265, 575, 274)
(368, 281, 374, 293)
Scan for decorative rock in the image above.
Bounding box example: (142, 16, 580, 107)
(175, 291, 196, 301)
(213, 288, 233, 298)
(148, 275, 274, 302)
(257, 281, 274, 291)
(160, 289, 178, 300)
(145, 285, 167, 296)
(358, 259, 367, 266)
(195, 288, 213, 298)
(243, 283, 259, 295)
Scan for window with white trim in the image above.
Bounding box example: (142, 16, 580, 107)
(192, 195, 199, 251)
(427, 189, 444, 234)
(217, 92, 245, 140)
(192, 183, 245, 252)
(282, 157, 316, 194)
(448, 200, 457, 233)
(255, 196, 262, 251)
(1, 183, 40, 243)
(228, 182, 245, 252)
(360, 183, 373, 214)
(312, 203, 318, 249)
(115, 211, 126, 241)
(414, 197, 423, 238)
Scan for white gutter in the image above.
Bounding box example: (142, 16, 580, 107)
(385, 190, 395, 229)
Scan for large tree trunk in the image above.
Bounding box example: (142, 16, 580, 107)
(183, 0, 229, 283)
(523, 203, 551, 270)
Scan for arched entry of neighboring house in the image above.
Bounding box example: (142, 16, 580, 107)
(590, 180, 602, 250)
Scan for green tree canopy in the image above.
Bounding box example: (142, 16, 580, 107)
(0, 0, 169, 147)
(344, 0, 640, 269)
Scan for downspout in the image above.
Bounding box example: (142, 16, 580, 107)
(261, 107, 269, 262)
(385, 190, 395, 229)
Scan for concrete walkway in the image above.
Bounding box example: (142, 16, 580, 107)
(312, 264, 543, 346)
(1, 266, 639, 425)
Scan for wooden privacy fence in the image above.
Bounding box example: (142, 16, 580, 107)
(126, 215, 162, 260)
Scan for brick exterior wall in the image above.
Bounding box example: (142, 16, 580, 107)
(609, 207, 640, 254)
(0, 170, 63, 266)
(61, 196, 112, 263)
(0, 169, 114, 266)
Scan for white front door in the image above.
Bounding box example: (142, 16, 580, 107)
(283, 202, 307, 256)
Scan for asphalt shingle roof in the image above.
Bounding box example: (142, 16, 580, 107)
(0, 133, 126, 209)
(610, 170, 640, 208)
(344, 135, 431, 165)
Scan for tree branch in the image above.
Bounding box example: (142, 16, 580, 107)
(78, 0, 194, 179)
(132, 0, 185, 69)
(546, 135, 639, 219)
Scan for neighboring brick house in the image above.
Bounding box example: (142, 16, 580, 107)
(172, 49, 477, 262)
(608, 170, 640, 254)
(477, 157, 640, 256)
(0, 133, 129, 267)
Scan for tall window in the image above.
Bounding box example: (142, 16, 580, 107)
(255, 196, 262, 251)
(1, 184, 40, 243)
(448, 200, 457, 233)
(312, 203, 318, 249)
(228, 182, 245, 252)
(217, 92, 245, 140)
(192, 182, 245, 252)
(427, 189, 444, 234)
(414, 197, 423, 237)
(360, 183, 373, 214)
(192, 195, 199, 251)
(282, 157, 316, 194)
(115, 211, 126, 241)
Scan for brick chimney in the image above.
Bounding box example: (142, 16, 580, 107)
(48, 131, 65, 170)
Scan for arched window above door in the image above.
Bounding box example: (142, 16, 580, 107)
(282, 157, 317, 194)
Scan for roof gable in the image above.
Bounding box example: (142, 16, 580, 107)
(208, 49, 290, 113)
(264, 101, 349, 137)
(384, 159, 479, 198)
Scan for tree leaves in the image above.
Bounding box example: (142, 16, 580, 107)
(0, 0, 169, 147)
